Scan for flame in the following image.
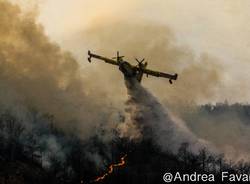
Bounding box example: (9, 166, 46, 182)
(93, 154, 127, 182)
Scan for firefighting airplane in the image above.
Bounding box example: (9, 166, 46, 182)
(87, 51, 178, 84)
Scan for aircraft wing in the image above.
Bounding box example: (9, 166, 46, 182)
(138, 67, 178, 83)
(88, 51, 118, 66)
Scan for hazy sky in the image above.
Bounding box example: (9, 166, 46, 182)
(13, 0, 250, 103)
(37, 0, 250, 63)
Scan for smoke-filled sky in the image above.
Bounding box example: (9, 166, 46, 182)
(3, 0, 250, 161)
(33, 0, 250, 104)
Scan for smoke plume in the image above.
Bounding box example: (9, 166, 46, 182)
(0, 0, 120, 139)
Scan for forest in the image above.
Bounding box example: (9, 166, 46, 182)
(1, 103, 250, 184)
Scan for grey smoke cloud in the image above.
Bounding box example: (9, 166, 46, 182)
(0, 0, 121, 139)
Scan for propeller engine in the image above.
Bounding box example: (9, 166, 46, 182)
(112, 51, 124, 62)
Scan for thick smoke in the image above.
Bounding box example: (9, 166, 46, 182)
(0, 0, 120, 139)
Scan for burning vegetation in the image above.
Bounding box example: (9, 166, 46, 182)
(92, 154, 127, 183)
(2, 87, 250, 184)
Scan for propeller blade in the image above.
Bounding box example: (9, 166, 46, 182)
(87, 50, 92, 62)
(135, 58, 145, 64)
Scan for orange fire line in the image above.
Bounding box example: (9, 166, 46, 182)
(93, 154, 127, 182)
